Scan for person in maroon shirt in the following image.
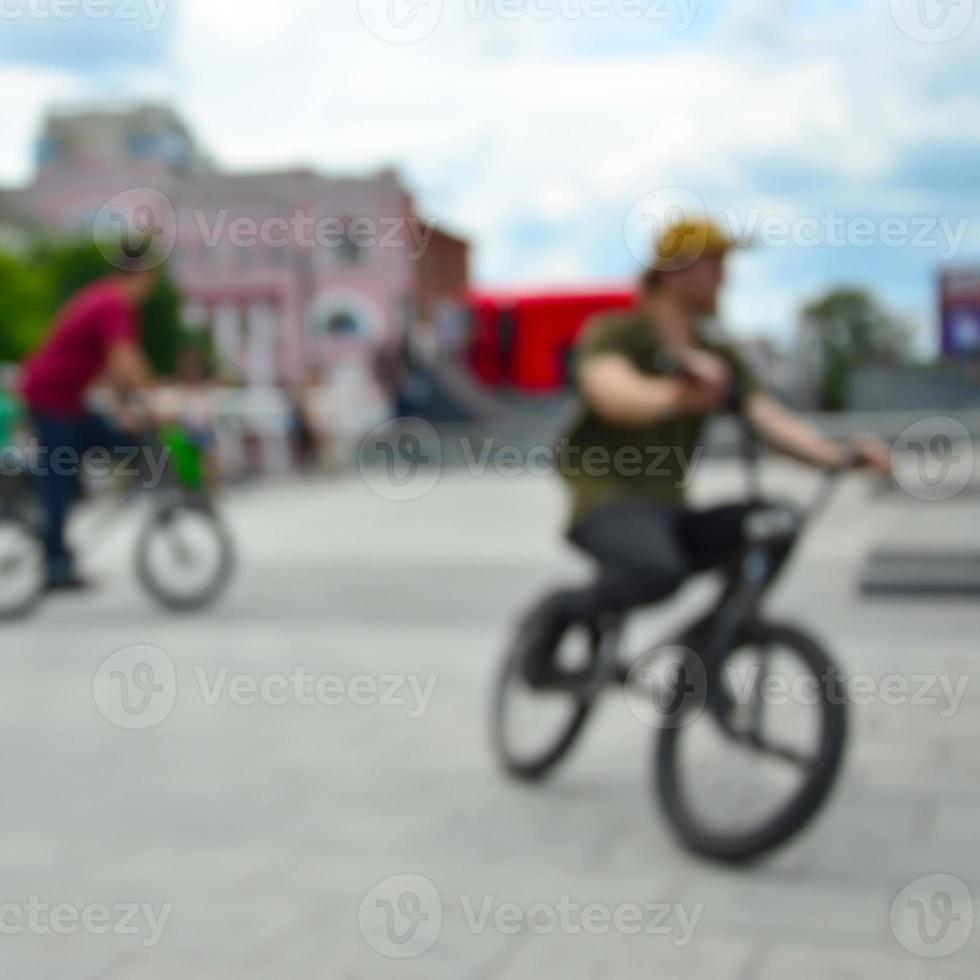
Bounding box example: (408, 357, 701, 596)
(19, 257, 159, 589)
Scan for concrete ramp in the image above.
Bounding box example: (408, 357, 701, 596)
(861, 549, 980, 597)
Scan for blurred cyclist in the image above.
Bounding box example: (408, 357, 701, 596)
(524, 217, 891, 686)
(18, 252, 159, 590)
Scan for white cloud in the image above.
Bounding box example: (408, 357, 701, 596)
(3, 0, 979, 336)
(0, 67, 77, 183)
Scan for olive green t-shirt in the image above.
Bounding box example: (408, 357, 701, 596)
(561, 311, 756, 524)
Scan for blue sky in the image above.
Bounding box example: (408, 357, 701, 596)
(1, 0, 978, 351)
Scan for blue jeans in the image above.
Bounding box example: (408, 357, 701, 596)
(30, 411, 130, 579)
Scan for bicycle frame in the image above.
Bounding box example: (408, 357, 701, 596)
(2, 422, 205, 558)
(597, 407, 846, 700)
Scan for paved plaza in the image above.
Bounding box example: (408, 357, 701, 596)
(2, 460, 978, 978)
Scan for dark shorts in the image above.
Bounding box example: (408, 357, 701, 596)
(567, 497, 756, 612)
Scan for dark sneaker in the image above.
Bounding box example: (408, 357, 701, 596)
(47, 571, 94, 592)
(520, 598, 602, 691)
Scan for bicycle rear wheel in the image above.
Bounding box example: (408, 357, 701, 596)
(490, 603, 605, 781)
(0, 513, 45, 621)
(135, 496, 235, 612)
(655, 619, 847, 864)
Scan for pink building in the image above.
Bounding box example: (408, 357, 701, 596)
(11, 104, 470, 387)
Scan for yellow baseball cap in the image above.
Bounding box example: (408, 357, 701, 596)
(652, 217, 738, 272)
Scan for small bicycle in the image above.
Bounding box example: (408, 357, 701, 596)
(490, 410, 852, 865)
(0, 422, 235, 620)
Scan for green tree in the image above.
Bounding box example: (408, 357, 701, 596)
(139, 274, 186, 376)
(27, 239, 188, 375)
(0, 250, 51, 362)
(31, 238, 115, 307)
(802, 289, 911, 411)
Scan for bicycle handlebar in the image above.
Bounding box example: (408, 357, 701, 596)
(657, 356, 857, 520)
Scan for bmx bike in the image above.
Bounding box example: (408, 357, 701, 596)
(0, 422, 235, 620)
(490, 409, 853, 865)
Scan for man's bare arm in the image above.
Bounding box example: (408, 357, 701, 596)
(105, 340, 155, 395)
(579, 354, 723, 427)
(748, 392, 890, 473)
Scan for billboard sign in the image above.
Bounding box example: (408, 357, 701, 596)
(941, 270, 980, 356)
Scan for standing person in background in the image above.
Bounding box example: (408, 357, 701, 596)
(17, 253, 159, 590)
(287, 373, 322, 471)
(372, 333, 414, 419)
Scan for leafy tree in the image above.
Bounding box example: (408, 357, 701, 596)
(31, 238, 115, 307)
(0, 251, 51, 362)
(802, 289, 911, 411)
(21, 239, 188, 375)
(139, 274, 186, 376)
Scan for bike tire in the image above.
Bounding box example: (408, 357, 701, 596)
(490, 603, 601, 782)
(134, 498, 235, 612)
(655, 619, 848, 864)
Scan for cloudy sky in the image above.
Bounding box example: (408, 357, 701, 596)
(1, 0, 978, 348)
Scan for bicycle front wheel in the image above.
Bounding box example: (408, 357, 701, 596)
(135, 497, 235, 612)
(655, 620, 847, 864)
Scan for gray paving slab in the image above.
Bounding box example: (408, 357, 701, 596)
(1, 463, 978, 977)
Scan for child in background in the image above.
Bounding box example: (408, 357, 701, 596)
(156, 346, 219, 493)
